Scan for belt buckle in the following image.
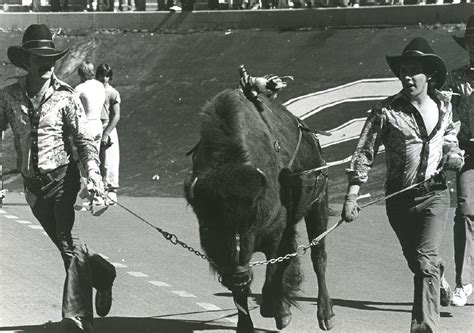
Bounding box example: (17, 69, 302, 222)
(38, 173, 53, 186)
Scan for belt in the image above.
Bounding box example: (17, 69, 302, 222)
(407, 172, 447, 197)
(23, 164, 69, 193)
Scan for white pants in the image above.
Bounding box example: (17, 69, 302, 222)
(101, 128, 120, 190)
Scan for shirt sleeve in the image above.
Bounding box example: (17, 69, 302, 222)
(346, 104, 385, 185)
(63, 93, 100, 169)
(441, 100, 462, 156)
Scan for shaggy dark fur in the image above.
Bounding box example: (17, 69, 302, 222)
(185, 89, 335, 332)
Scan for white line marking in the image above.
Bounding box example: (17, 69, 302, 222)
(16, 220, 32, 224)
(4, 215, 19, 219)
(28, 225, 43, 230)
(112, 262, 128, 268)
(149, 280, 171, 287)
(98, 253, 110, 260)
(285, 77, 401, 118)
(172, 290, 196, 298)
(197, 302, 222, 311)
(127, 271, 149, 277)
(0, 209, 6, 214)
(225, 317, 238, 324)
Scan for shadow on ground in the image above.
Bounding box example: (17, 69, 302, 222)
(0, 316, 277, 332)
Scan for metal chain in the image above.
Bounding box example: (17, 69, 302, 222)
(92, 160, 439, 268)
(248, 170, 443, 267)
(96, 191, 212, 263)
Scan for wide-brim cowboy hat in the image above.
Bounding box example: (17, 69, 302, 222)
(7, 24, 69, 70)
(386, 37, 447, 89)
(452, 15, 474, 50)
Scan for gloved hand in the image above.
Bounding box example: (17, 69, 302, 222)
(441, 153, 464, 171)
(341, 193, 361, 222)
(87, 169, 105, 196)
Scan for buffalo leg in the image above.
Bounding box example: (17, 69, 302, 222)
(304, 185, 335, 330)
(260, 226, 299, 330)
(233, 288, 254, 333)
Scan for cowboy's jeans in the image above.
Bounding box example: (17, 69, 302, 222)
(454, 154, 474, 287)
(25, 163, 115, 321)
(386, 189, 450, 333)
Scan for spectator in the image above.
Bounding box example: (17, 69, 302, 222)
(1, 24, 116, 332)
(445, 14, 474, 307)
(341, 37, 463, 332)
(76, 61, 106, 205)
(119, 0, 133, 10)
(76, 61, 105, 153)
(96, 64, 121, 205)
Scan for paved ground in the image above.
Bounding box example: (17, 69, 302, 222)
(0, 192, 472, 333)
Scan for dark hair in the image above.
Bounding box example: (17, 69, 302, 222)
(96, 63, 113, 80)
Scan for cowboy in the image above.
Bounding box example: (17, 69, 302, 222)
(445, 14, 474, 307)
(341, 37, 463, 332)
(0, 24, 116, 332)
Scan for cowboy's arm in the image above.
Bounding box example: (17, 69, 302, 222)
(441, 102, 464, 170)
(346, 106, 385, 187)
(64, 94, 103, 188)
(343, 106, 385, 222)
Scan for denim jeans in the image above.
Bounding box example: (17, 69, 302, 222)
(454, 154, 474, 287)
(25, 163, 116, 321)
(386, 188, 450, 333)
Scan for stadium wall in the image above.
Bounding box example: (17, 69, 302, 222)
(0, 3, 472, 31)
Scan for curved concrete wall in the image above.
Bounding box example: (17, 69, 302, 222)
(0, 3, 472, 31)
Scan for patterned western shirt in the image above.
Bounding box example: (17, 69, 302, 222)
(445, 65, 474, 154)
(346, 90, 461, 194)
(0, 74, 99, 179)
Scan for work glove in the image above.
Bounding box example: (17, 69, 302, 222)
(441, 153, 464, 171)
(341, 193, 361, 223)
(87, 169, 105, 196)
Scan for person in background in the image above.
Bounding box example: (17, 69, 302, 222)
(0, 24, 116, 333)
(96, 64, 121, 205)
(341, 37, 463, 332)
(76, 61, 106, 205)
(445, 14, 474, 307)
(119, 0, 133, 11)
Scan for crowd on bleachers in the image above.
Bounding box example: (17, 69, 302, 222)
(0, 0, 470, 12)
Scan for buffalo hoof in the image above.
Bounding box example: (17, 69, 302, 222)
(237, 322, 255, 333)
(260, 303, 274, 318)
(318, 315, 335, 331)
(275, 313, 292, 330)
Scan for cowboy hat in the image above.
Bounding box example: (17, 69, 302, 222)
(386, 37, 447, 89)
(7, 24, 68, 70)
(452, 15, 474, 50)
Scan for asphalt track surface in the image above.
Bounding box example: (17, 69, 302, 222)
(1, 192, 473, 333)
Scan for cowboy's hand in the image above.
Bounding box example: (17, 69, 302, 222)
(442, 153, 464, 171)
(341, 193, 361, 222)
(87, 169, 104, 195)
